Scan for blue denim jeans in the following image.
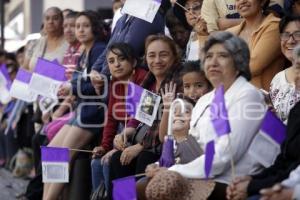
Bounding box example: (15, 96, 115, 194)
(91, 158, 110, 192)
(247, 195, 261, 200)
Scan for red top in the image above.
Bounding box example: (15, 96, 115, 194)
(101, 68, 147, 151)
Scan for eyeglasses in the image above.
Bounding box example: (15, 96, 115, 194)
(280, 31, 300, 41)
(184, 3, 202, 13)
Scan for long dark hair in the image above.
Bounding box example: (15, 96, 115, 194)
(76, 10, 107, 42)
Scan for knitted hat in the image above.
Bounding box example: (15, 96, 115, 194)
(146, 170, 216, 200)
(145, 170, 189, 200)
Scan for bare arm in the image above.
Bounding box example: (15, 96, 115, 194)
(217, 18, 243, 30)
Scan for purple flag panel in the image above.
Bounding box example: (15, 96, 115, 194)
(34, 58, 67, 81)
(15, 68, 32, 84)
(0, 64, 12, 89)
(210, 85, 231, 137)
(41, 146, 69, 162)
(205, 140, 215, 179)
(159, 136, 175, 167)
(113, 176, 137, 200)
(261, 110, 286, 144)
(126, 82, 144, 116)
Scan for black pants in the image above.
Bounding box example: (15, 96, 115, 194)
(31, 133, 48, 173)
(108, 150, 160, 200)
(208, 182, 228, 200)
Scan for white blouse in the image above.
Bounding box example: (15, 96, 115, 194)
(270, 70, 300, 124)
(169, 77, 267, 184)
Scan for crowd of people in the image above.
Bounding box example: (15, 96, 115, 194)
(1, 0, 300, 199)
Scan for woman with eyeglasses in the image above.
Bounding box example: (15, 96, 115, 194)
(173, 0, 208, 61)
(228, 0, 285, 91)
(269, 15, 300, 124)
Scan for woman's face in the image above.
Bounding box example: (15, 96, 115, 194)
(184, 0, 202, 27)
(146, 40, 175, 79)
(204, 43, 238, 89)
(107, 49, 135, 80)
(75, 15, 94, 45)
(43, 9, 63, 34)
(293, 0, 300, 16)
(236, 0, 264, 18)
(280, 21, 300, 62)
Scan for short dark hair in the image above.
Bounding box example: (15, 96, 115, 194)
(279, 14, 300, 33)
(107, 43, 137, 64)
(180, 60, 212, 89)
(203, 31, 251, 81)
(65, 11, 79, 19)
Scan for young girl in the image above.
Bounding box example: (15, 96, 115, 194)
(159, 60, 211, 142)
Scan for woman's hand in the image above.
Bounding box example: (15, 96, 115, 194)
(120, 144, 143, 166)
(113, 134, 125, 151)
(57, 82, 72, 97)
(226, 176, 252, 200)
(195, 16, 208, 36)
(92, 146, 106, 159)
(260, 184, 294, 200)
(90, 70, 105, 95)
(101, 149, 118, 165)
(160, 81, 176, 110)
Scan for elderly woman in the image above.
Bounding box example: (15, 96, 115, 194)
(270, 15, 300, 124)
(228, 0, 285, 90)
(146, 32, 267, 200)
(23, 7, 68, 70)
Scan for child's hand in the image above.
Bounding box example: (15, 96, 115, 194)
(160, 81, 176, 109)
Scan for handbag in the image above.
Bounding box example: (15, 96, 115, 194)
(131, 122, 161, 155)
(44, 112, 75, 141)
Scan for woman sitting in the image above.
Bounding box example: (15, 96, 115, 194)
(108, 34, 182, 198)
(146, 32, 267, 200)
(43, 11, 107, 200)
(91, 43, 147, 191)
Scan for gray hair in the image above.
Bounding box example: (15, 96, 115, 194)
(202, 31, 251, 81)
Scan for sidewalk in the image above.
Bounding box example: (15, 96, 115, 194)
(0, 168, 29, 199)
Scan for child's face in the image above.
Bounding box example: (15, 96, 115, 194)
(182, 72, 210, 102)
(172, 101, 193, 133)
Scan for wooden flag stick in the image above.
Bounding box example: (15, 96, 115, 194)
(69, 148, 94, 154)
(134, 173, 146, 178)
(174, 1, 199, 19)
(227, 135, 236, 180)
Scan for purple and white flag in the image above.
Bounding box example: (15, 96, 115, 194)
(0, 64, 12, 88)
(41, 146, 69, 183)
(113, 176, 137, 200)
(204, 140, 215, 179)
(210, 85, 231, 137)
(122, 0, 162, 23)
(126, 82, 161, 126)
(249, 110, 286, 167)
(9, 68, 38, 102)
(0, 64, 12, 104)
(29, 58, 67, 98)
